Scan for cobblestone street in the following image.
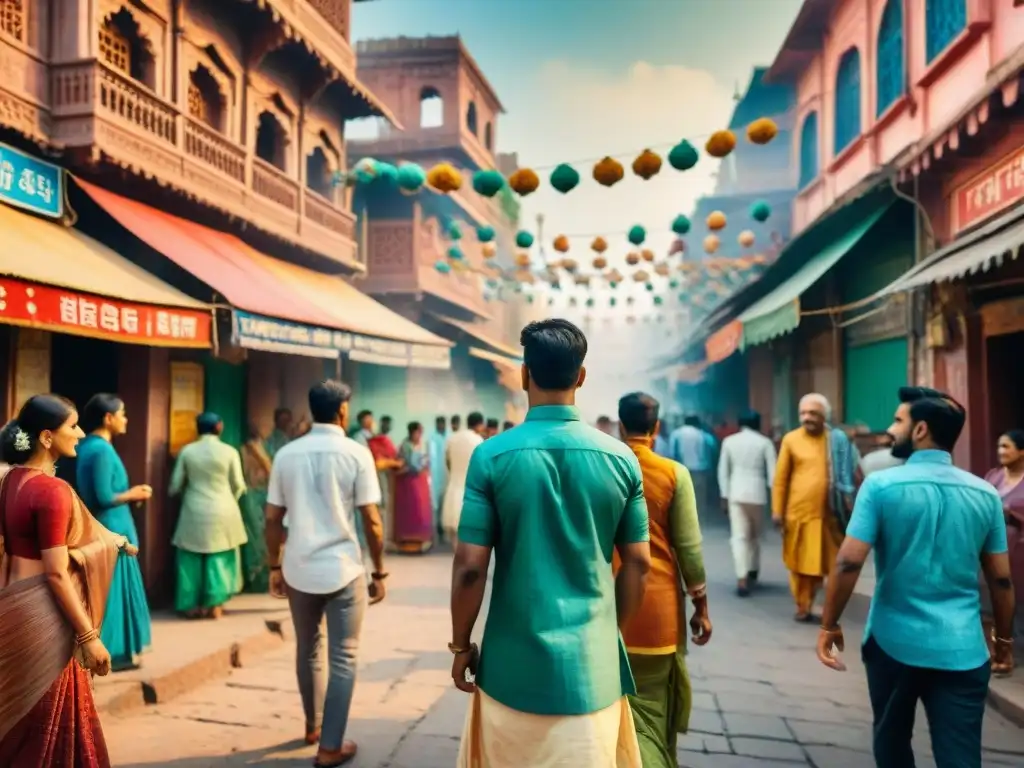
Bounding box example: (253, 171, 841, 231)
(104, 523, 1024, 767)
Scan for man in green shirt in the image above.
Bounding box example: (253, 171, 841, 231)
(449, 318, 651, 768)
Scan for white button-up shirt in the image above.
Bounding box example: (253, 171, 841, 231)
(718, 427, 777, 506)
(267, 423, 381, 595)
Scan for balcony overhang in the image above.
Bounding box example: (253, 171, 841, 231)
(764, 0, 836, 83)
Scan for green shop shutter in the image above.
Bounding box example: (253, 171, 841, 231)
(203, 356, 246, 448)
(843, 337, 907, 432)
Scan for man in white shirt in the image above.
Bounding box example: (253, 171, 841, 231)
(670, 415, 712, 514)
(441, 411, 486, 546)
(718, 411, 777, 597)
(265, 380, 387, 767)
(860, 434, 905, 477)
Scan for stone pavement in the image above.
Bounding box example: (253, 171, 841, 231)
(103, 524, 1024, 767)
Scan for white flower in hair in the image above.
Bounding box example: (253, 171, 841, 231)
(13, 428, 30, 452)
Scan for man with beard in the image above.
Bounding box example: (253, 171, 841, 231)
(816, 386, 1014, 768)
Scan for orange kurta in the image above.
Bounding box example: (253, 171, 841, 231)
(771, 428, 842, 578)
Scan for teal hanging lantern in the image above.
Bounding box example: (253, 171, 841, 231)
(750, 200, 771, 222)
(586, 297, 595, 308)
(610, 281, 619, 290)
(396, 163, 426, 194)
(375, 162, 398, 183)
(447, 246, 465, 261)
(667, 140, 699, 171)
(654, 296, 664, 306)
(610, 297, 617, 307)
(353, 158, 378, 184)
(677, 292, 687, 303)
(645, 283, 654, 292)
(434, 260, 451, 274)
(515, 230, 535, 249)
(448, 221, 463, 241)
(527, 295, 535, 304)
(671, 215, 691, 235)
(628, 225, 646, 246)
(669, 279, 680, 289)
(476, 225, 496, 243)
(472, 169, 506, 198)
(550, 164, 580, 194)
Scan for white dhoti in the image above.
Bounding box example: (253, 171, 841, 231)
(728, 501, 765, 579)
(457, 689, 642, 768)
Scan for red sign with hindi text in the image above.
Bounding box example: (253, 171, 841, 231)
(0, 277, 211, 347)
(952, 146, 1024, 235)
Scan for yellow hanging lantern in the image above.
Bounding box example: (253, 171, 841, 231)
(706, 211, 727, 231)
(515, 252, 532, 268)
(593, 156, 625, 187)
(561, 257, 578, 272)
(654, 262, 670, 277)
(704, 234, 720, 254)
(481, 242, 498, 258)
(633, 269, 650, 283)
(738, 230, 756, 248)
(746, 117, 778, 145)
(592, 255, 608, 270)
(705, 130, 736, 159)
(607, 269, 624, 283)
(426, 162, 463, 193)
(591, 236, 608, 253)
(641, 248, 655, 262)
(508, 168, 540, 196)
(632, 149, 663, 180)
(626, 251, 641, 266)
(553, 235, 570, 253)
(574, 275, 590, 286)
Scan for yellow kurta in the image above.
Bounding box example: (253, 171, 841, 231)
(772, 428, 841, 579)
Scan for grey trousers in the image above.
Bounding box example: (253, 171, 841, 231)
(287, 577, 367, 750)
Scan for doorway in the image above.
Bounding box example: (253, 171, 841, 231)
(986, 331, 1024, 467)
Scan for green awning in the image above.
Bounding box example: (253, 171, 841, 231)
(738, 204, 890, 349)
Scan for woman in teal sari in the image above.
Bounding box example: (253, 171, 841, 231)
(239, 423, 271, 592)
(76, 393, 153, 670)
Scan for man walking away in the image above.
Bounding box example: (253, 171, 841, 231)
(265, 380, 388, 768)
(718, 411, 776, 596)
(450, 318, 650, 767)
(441, 412, 485, 547)
(484, 418, 500, 439)
(817, 386, 1015, 768)
(427, 416, 448, 537)
(616, 392, 711, 768)
(670, 416, 711, 517)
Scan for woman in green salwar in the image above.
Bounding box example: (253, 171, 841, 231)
(239, 423, 272, 592)
(169, 412, 248, 618)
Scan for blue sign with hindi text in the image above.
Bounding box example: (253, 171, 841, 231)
(0, 142, 64, 218)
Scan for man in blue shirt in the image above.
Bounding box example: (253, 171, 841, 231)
(816, 387, 1015, 768)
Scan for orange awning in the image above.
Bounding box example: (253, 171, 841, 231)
(705, 320, 742, 364)
(76, 180, 451, 366)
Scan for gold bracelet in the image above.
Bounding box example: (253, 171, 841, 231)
(689, 585, 707, 600)
(76, 628, 98, 645)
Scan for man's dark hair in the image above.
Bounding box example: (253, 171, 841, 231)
(451, 414, 461, 425)
(618, 392, 660, 436)
(467, 412, 485, 429)
(684, 414, 700, 427)
(309, 380, 353, 424)
(408, 421, 422, 436)
(486, 418, 499, 429)
(738, 411, 761, 431)
(520, 318, 587, 390)
(898, 386, 965, 452)
(436, 415, 446, 427)
(196, 412, 221, 435)
(356, 409, 372, 424)
(502, 421, 514, 431)
(596, 415, 612, 425)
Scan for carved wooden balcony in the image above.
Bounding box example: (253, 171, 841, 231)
(49, 59, 358, 268)
(255, 0, 356, 77)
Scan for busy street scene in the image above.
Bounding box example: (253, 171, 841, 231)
(1, 0, 1024, 766)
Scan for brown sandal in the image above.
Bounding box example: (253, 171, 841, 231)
(314, 740, 357, 767)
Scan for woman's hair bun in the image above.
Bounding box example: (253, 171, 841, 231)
(0, 419, 31, 465)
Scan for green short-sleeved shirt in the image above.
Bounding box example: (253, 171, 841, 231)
(458, 404, 650, 716)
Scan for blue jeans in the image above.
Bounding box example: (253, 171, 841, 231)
(287, 577, 368, 750)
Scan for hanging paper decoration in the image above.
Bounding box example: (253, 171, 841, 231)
(626, 252, 641, 266)
(668, 279, 680, 289)
(746, 117, 778, 145)
(476, 225, 496, 243)
(447, 246, 465, 261)
(396, 163, 426, 194)
(706, 211, 727, 231)
(641, 248, 655, 262)
(671, 214, 692, 235)
(527, 295, 535, 304)
(654, 263, 670, 277)
(668, 140, 699, 171)
(509, 168, 541, 196)
(669, 238, 685, 256)
(375, 162, 399, 183)
(514, 253, 532, 268)
(553, 235, 570, 253)
(645, 283, 655, 292)
(447, 221, 463, 240)
(632, 149, 662, 180)
(481, 242, 498, 259)
(353, 158, 379, 184)
(591, 236, 608, 253)
(550, 164, 581, 194)
(750, 200, 771, 222)
(562, 258, 579, 272)
(592, 255, 608, 269)
(593, 156, 625, 187)
(610, 297, 617, 307)
(653, 296, 664, 306)
(627, 225, 647, 246)
(427, 163, 463, 193)
(586, 298, 595, 308)
(472, 169, 506, 198)
(518, 270, 536, 284)
(705, 130, 737, 158)
(626, 296, 636, 306)
(633, 269, 650, 283)
(703, 235, 720, 254)
(574, 275, 589, 286)
(434, 260, 451, 274)
(515, 230, 535, 249)
(738, 230, 756, 248)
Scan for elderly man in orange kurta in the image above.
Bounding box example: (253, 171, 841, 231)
(772, 393, 844, 622)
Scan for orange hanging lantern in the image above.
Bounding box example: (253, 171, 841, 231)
(426, 162, 463, 193)
(706, 211, 727, 231)
(625, 251, 641, 266)
(592, 255, 608, 270)
(553, 235, 570, 253)
(738, 230, 756, 248)
(631, 149, 663, 180)
(593, 156, 625, 187)
(514, 252, 532, 268)
(508, 168, 540, 196)
(705, 130, 737, 159)
(641, 248, 655, 262)
(704, 234, 720, 254)
(746, 117, 778, 145)
(481, 242, 498, 258)
(591, 236, 608, 253)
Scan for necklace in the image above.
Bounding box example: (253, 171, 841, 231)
(19, 461, 57, 477)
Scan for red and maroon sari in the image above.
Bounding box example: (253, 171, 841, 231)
(0, 469, 121, 767)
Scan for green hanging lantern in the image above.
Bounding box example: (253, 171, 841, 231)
(447, 246, 465, 261)
(654, 296, 664, 305)
(375, 162, 398, 183)
(610, 297, 617, 307)
(750, 200, 771, 222)
(448, 221, 463, 240)
(550, 164, 580, 194)
(515, 230, 535, 249)
(667, 140, 699, 171)
(586, 297, 595, 308)
(476, 225, 496, 243)
(353, 158, 379, 184)
(671, 215, 691, 235)
(434, 260, 451, 274)
(645, 283, 654, 292)
(677, 292, 687, 303)
(628, 225, 646, 246)
(472, 169, 506, 198)
(396, 163, 426, 193)
(610, 281, 619, 290)
(527, 295, 535, 304)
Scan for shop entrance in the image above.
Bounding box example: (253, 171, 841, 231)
(50, 333, 120, 486)
(986, 331, 1024, 466)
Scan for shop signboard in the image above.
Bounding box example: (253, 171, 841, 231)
(952, 145, 1024, 235)
(0, 142, 64, 219)
(0, 277, 212, 347)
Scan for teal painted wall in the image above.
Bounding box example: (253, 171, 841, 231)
(844, 338, 908, 431)
(351, 361, 410, 433)
(204, 357, 246, 448)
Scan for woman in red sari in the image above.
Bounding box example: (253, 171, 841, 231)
(984, 429, 1024, 651)
(0, 394, 138, 767)
(393, 421, 433, 553)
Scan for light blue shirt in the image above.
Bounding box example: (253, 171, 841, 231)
(427, 430, 448, 511)
(847, 450, 1008, 671)
(669, 425, 709, 471)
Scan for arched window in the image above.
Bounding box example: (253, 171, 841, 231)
(98, 8, 156, 89)
(876, 0, 904, 116)
(255, 110, 287, 171)
(187, 65, 224, 132)
(798, 111, 819, 188)
(834, 48, 862, 155)
(466, 102, 478, 135)
(306, 147, 332, 198)
(926, 0, 967, 63)
(484, 122, 493, 150)
(419, 86, 443, 128)
(1, 0, 26, 43)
